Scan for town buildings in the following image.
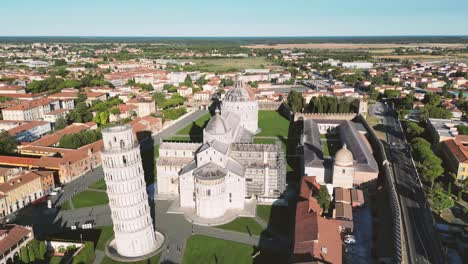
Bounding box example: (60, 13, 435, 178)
(0, 169, 54, 217)
(440, 139, 468, 181)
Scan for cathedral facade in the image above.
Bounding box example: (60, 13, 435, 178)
(157, 81, 286, 220)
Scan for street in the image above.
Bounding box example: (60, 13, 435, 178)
(375, 102, 446, 264)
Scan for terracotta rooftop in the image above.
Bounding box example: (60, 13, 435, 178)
(49, 91, 78, 99)
(3, 98, 57, 111)
(7, 121, 49, 136)
(31, 122, 96, 147)
(443, 139, 468, 163)
(0, 225, 32, 254)
(0, 171, 40, 193)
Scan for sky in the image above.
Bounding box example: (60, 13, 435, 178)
(1, 0, 467, 36)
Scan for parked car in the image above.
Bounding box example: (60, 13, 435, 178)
(344, 235, 356, 244)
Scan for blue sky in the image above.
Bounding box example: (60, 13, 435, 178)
(1, 0, 467, 36)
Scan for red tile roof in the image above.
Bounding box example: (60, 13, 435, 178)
(0, 225, 32, 254)
(443, 139, 468, 163)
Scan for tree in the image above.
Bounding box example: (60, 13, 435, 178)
(20, 246, 29, 263)
(315, 186, 331, 214)
(183, 75, 193, 87)
(54, 59, 68, 67)
(39, 241, 47, 260)
(458, 90, 464, 100)
(383, 89, 399, 98)
(55, 116, 68, 131)
(287, 90, 303, 112)
(28, 245, 36, 263)
(429, 186, 454, 215)
(406, 122, 424, 139)
(195, 75, 208, 86)
(457, 125, 468, 135)
(153, 92, 166, 110)
(68, 102, 93, 123)
(0, 131, 17, 154)
(220, 78, 234, 87)
(422, 92, 441, 106)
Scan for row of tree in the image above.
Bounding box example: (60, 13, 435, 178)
(58, 130, 102, 149)
(286, 90, 359, 114)
(26, 74, 112, 94)
(19, 240, 47, 263)
(410, 137, 444, 188)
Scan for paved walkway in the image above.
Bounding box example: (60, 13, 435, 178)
(54, 204, 112, 229)
(93, 250, 105, 264)
(166, 197, 256, 226)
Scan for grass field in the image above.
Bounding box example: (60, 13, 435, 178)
(89, 178, 106, 190)
(71, 190, 109, 209)
(257, 111, 290, 137)
(60, 200, 71, 211)
(256, 205, 291, 237)
(322, 139, 341, 157)
(183, 235, 254, 264)
(164, 135, 193, 142)
(257, 205, 273, 223)
(176, 113, 211, 135)
(216, 217, 265, 236)
(189, 57, 281, 72)
(96, 226, 114, 251)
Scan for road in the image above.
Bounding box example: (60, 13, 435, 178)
(374, 102, 446, 264)
(151, 109, 209, 144)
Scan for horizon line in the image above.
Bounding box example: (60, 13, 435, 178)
(0, 34, 467, 38)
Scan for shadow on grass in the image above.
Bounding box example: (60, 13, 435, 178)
(255, 205, 293, 264)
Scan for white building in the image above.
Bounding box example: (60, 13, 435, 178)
(157, 81, 286, 222)
(101, 125, 163, 258)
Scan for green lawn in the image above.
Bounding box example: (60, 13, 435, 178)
(183, 235, 289, 264)
(257, 205, 273, 223)
(60, 200, 72, 211)
(253, 138, 278, 144)
(101, 254, 160, 264)
(322, 139, 341, 157)
(71, 190, 109, 209)
(256, 205, 291, 237)
(96, 226, 114, 251)
(163, 135, 193, 142)
(216, 217, 265, 236)
(48, 256, 64, 264)
(257, 111, 290, 137)
(183, 235, 255, 264)
(176, 113, 211, 135)
(89, 178, 106, 190)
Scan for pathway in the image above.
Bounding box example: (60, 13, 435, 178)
(93, 250, 105, 264)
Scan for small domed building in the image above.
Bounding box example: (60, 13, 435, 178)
(332, 144, 355, 188)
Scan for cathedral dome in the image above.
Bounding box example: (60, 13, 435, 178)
(205, 112, 229, 135)
(334, 144, 353, 167)
(224, 80, 254, 102)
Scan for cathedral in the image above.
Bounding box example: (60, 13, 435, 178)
(157, 81, 286, 220)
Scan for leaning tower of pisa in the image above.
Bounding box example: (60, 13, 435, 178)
(101, 125, 163, 259)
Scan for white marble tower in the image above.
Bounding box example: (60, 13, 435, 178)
(101, 125, 159, 258)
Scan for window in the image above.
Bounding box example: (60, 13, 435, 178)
(321, 247, 327, 253)
(207, 190, 211, 196)
(342, 169, 345, 174)
(123, 156, 127, 165)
